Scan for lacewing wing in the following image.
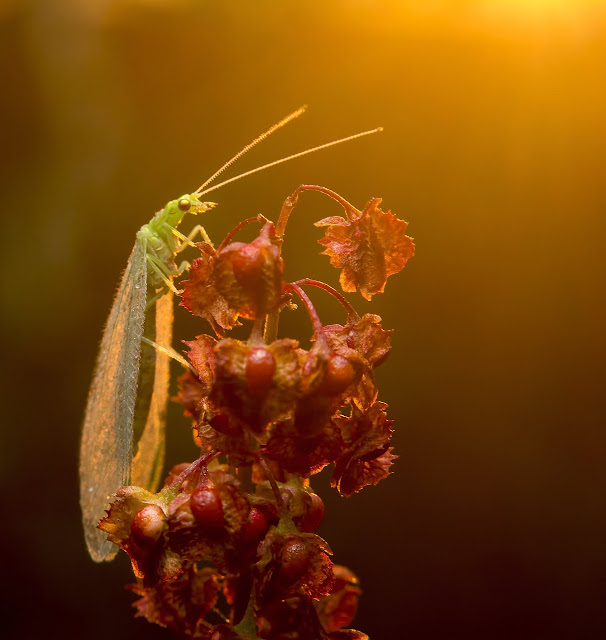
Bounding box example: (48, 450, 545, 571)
(79, 234, 172, 562)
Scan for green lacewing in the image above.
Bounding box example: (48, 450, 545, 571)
(79, 107, 382, 562)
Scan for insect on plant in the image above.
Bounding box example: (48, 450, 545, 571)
(79, 107, 382, 562)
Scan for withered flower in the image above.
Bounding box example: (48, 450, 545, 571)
(255, 529, 335, 603)
(266, 418, 343, 477)
(98, 485, 182, 585)
(130, 566, 219, 638)
(167, 467, 252, 574)
(181, 220, 284, 335)
(323, 313, 393, 411)
(180, 242, 242, 336)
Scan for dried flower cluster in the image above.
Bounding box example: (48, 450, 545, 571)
(99, 184, 414, 638)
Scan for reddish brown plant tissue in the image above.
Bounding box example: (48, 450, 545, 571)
(99, 185, 414, 638)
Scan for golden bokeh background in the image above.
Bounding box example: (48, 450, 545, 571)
(2, 1, 606, 638)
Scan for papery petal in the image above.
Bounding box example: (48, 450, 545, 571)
(315, 198, 414, 300)
(175, 371, 206, 422)
(323, 313, 393, 369)
(315, 565, 362, 632)
(332, 403, 396, 496)
(267, 420, 343, 477)
(211, 338, 302, 434)
(180, 245, 241, 335)
(98, 486, 182, 583)
(337, 447, 397, 497)
(184, 335, 217, 395)
(129, 566, 219, 637)
(256, 595, 329, 640)
(194, 417, 249, 462)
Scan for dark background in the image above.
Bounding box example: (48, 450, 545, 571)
(1, 1, 606, 638)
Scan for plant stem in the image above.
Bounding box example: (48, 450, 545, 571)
(294, 278, 359, 321)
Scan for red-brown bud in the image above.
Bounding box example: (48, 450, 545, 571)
(279, 538, 311, 585)
(245, 346, 276, 397)
(190, 486, 225, 534)
(321, 354, 355, 396)
(130, 505, 166, 550)
(298, 493, 325, 533)
(240, 507, 270, 547)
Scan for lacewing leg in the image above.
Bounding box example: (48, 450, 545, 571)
(132, 290, 173, 492)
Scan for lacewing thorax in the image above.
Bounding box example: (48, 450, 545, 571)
(79, 107, 382, 561)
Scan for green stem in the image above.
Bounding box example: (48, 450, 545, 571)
(233, 594, 259, 639)
(263, 311, 280, 344)
(248, 315, 266, 345)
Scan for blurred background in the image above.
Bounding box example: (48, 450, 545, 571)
(1, 1, 606, 638)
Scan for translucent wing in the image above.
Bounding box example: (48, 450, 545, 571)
(131, 290, 173, 492)
(79, 237, 147, 562)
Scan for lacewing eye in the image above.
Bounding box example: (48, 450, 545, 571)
(178, 198, 191, 212)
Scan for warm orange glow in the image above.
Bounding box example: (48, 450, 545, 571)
(399, 0, 606, 32)
(475, 0, 606, 25)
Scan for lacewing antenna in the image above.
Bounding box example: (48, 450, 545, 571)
(196, 127, 383, 198)
(195, 106, 307, 193)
